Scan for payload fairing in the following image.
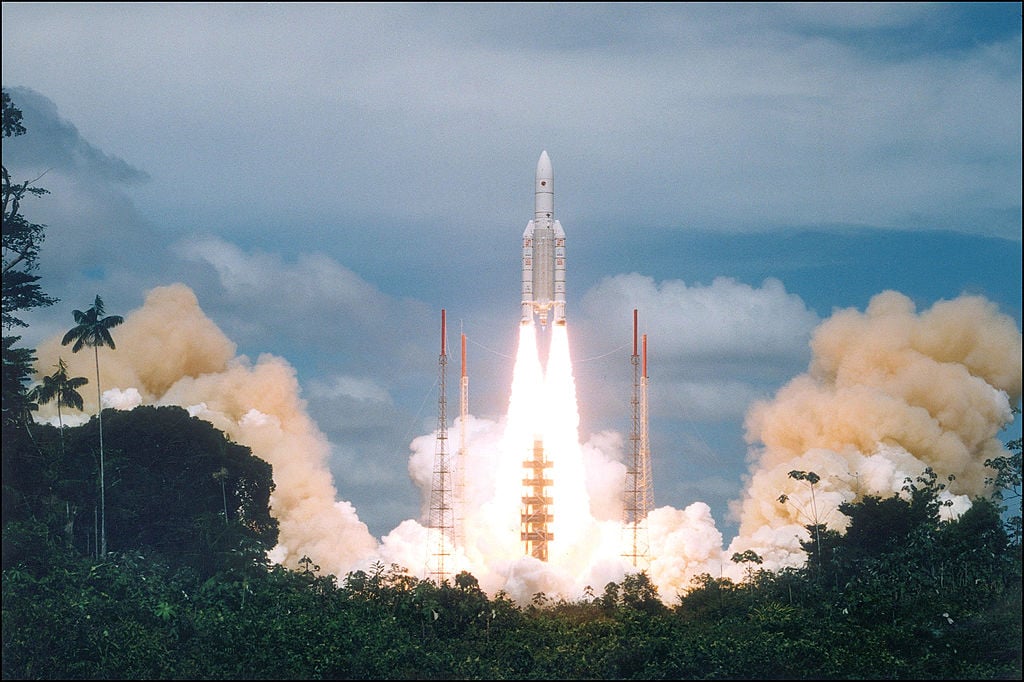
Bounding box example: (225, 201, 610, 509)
(521, 151, 566, 327)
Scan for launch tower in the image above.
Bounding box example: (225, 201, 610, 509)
(456, 331, 468, 547)
(623, 309, 653, 567)
(428, 310, 455, 582)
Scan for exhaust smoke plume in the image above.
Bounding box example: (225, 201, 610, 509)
(32, 285, 1021, 604)
(726, 291, 1022, 570)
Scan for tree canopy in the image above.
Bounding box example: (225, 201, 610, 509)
(2, 88, 55, 328)
(3, 432, 1020, 679)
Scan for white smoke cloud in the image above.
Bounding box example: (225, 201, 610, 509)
(648, 503, 727, 600)
(581, 429, 628, 522)
(103, 387, 143, 411)
(726, 291, 1022, 569)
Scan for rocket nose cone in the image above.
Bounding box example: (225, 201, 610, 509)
(536, 151, 552, 180)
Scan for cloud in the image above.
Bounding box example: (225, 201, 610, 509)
(4, 7, 1019, 240)
(580, 274, 818, 364)
(306, 375, 391, 405)
(167, 236, 441, 536)
(2, 86, 149, 183)
(573, 273, 818, 430)
(173, 235, 434, 374)
(727, 291, 1021, 566)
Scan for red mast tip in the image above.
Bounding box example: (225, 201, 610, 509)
(441, 309, 447, 357)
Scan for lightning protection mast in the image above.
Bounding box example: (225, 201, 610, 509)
(623, 309, 653, 567)
(428, 309, 455, 583)
(456, 331, 468, 547)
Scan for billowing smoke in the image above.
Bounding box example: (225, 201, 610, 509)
(32, 284, 1021, 605)
(725, 291, 1022, 570)
(33, 284, 379, 575)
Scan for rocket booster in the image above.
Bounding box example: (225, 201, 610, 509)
(521, 150, 566, 326)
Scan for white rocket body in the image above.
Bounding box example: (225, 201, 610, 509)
(521, 151, 566, 327)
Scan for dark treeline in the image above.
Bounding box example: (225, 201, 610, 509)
(2, 88, 1021, 680)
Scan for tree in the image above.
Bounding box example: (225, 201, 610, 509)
(29, 357, 88, 457)
(731, 548, 765, 585)
(778, 469, 827, 573)
(213, 466, 229, 526)
(2, 89, 55, 330)
(986, 406, 1022, 545)
(618, 571, 666, 615)
(2, 90, 55, 422)
(82, 405, 278, 573)
(2, 89, 56, 522)
(1, 335, 37, 429)
(61, 295, 123, 556)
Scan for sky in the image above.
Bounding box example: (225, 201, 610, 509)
(3, 3, 1021, 583)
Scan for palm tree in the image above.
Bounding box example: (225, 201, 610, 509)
(29, 357, 88, 457)
(61, 295, 123, 557)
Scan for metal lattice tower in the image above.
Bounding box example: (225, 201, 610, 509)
(624, 309, 653, 567)
(521, 439, 555, 561)
(428, 310, 455, 583)
(456, 331, 468, 547)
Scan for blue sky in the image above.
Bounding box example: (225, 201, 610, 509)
(3, 3, 1021, 543)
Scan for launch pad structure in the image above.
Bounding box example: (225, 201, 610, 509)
(457, 331, 468, 548)
(521, 440, 555, 560)
(428, 310, 455, 583)
(623, 309, 653, 568)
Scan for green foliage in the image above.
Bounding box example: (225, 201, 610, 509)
(1, 335, 36, 430)
(987, 417, 1023, 544)
(60, 293, 123, 557)
(60, 294, 124, 354)
(2, 90, 54, 438)
(3, 405, 278, 577)
(3, 492, 1021, 681)
(30, 357, 88, 417)
(29, 358, 88, 460)
(2, 90, 54, 328)
(2, 90, 26, 137)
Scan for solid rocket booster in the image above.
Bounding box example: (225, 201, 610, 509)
(521, 150, 566, 326)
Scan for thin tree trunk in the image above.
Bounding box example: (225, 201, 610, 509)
(95, 346, 105, 557)
(56, 398, 65, 459)
(65, 502, 75, 548)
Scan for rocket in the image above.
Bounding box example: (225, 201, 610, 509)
(521, 150, 566, 327)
